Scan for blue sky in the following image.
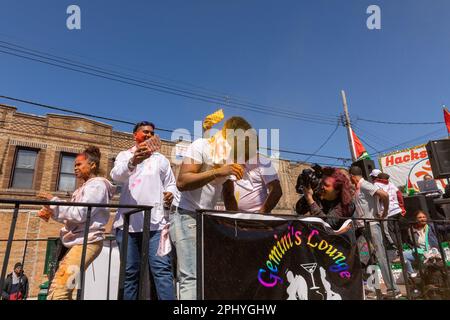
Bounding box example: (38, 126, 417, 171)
(1, 0, 449, 167)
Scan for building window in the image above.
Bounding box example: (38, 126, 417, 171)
(57, 153, 77, 192)
(10, 148, 38, 189)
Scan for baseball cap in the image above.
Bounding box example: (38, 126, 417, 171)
(370, 169, 382, 177)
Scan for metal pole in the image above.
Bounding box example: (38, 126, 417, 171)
(138, 209, 151, 300)
(433, 221, 450, 297)
(409, 226, 426, 297)
(0, 203, 20, 294)
(393, 220, 412, 299)
(364, 220, 382, 300)
(107, 238, 112, 300)
(196, 211, 203, 300)
(76, 206, 92, 300)
(118, 213, 130, 300)
(379, 219, 397, 297)
(21, 240, 28, 268)
(341, 90, 357, 162)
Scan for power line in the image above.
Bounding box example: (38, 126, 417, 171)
(0, 46, 336, 125)
(0, 94, 170, 132)
(0, 38, 342, 122)
(0, 95, 351, 161)
(373, 128, 446, 156)
(351, 123, 393, 149)
(0, 41, 341, 126)
(351, 127, 382, 154)
(302, 121, 340, 163)
(357, 117, 444, 125)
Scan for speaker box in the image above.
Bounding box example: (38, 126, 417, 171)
(426, 139, 450, 178)
(352, 159, 376, 182)
(403, 194, 429, 222)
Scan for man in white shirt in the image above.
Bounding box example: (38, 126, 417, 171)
(111, 121, 178, 300)
(171, 116, 253, 300)
(349, 166, 401, 298)
(371, 169, 406, 253)
(233, 154, 282, 213)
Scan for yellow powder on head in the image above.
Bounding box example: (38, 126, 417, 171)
(203, 109, 224, 130)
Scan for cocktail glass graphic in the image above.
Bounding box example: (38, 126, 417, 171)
(301, 263, 320, 290)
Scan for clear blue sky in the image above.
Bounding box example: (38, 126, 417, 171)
(1, 0, 449, 167)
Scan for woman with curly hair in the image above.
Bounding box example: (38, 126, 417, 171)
(303, 168, 355, 232)
(38, 146, 115, 300)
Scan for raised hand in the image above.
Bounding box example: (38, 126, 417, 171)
(215, 164, 244, 180)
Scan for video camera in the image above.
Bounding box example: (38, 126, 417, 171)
(295, 164, 323, 215)
(295, 164, 323, 195)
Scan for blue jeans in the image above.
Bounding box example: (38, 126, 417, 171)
(402, 250, 416, 274)
(169, 207, 197, 300)
(115, 228, 175, 300)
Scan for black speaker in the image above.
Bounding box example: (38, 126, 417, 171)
(404, 194, 429, 222)
(426, 139, 450, 178)
(352, 159, 376, 182)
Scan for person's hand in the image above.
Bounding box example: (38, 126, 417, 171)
(37, 192, 54, 210)
(335, 223, 352, 235)
(163, 192, 174, 208)
(303, 185, 314, 198)
(38, 207, 52, 222)
(381, 209, 389, 219)
(37, 192, 54, 201)
(145, 135, 161, 153)
(131, 143, 152, 166)
(215, 164, 244, 180)
(303, 185, 315, 205)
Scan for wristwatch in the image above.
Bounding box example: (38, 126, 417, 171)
(127, 159, 136, 171)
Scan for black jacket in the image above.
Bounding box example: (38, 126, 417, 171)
(296, 195, 355, 229)
(1, 272, 29, 300)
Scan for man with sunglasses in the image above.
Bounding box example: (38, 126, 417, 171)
(111, 121, 178, 300)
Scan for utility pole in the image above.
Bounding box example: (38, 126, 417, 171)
(341, 90, 357, 162)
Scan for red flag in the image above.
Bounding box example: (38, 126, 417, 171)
(350, 128, 369, 159)
(444, 107, 450, 135)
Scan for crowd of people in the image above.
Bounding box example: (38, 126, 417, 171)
(4, 111, 445, 300)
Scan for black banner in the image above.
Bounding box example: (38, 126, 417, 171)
(199, 213, 363, 300)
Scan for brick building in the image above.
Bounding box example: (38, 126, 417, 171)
(0, 104, 309, 297)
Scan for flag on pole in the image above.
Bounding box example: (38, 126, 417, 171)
(444, 107, 450, 136)
(350, 128, 371, 160)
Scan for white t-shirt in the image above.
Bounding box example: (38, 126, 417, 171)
(178, 138, 226, 212)
(110, 148, 179, 232)
(353, 178, 380, 226)
(374, 180, 402, 217)
(234, 155, 279, 212)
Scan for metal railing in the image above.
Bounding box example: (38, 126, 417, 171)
(2, 199, 449, 300)
(0, 199, 153, 300)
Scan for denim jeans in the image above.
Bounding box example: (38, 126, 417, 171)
(402, 250, 416, 274)
(366, 223, 399, 293)
(382, 213, 401, 250)
(115, 228, 175, 300)
(169, 207, 197, 300)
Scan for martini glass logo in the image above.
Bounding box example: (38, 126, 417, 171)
(301, 263, 320, 290)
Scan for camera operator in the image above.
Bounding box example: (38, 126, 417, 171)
(296, 166, 355, 233)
